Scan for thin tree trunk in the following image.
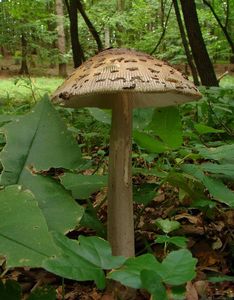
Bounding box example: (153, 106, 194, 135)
(151, 2, 173, 55)
(19, 33, 29, 75)
(104, 25, 110, 48)
(173, 0, 199, 85)
(55, 0, 67, 77)
(180, 0, 218, 86)
(116, 0, 125, 47)
(65, 0, 84, 68)
(77, 0, 103, 51)
(203, 0, 234, 63)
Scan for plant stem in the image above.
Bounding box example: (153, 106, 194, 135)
(107, 93, 135, 257)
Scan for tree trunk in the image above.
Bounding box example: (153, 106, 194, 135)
(203, 0, 234, 63)
(55, 0, 67, 77)
(77, 0, 103, 51)
(104, 25, 110, 48)
(116, 0, 125, 47)
(151, 2, 173, 55)
(173, 0, 200, 85)
(180, 0, 218, 86)
(19, 33, 29, 75)
(65, 0, 84, 68)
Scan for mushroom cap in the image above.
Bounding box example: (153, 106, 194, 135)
(52, 48, 202, 108)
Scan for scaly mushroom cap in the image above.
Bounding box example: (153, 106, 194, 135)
(52, 48, 201, 108)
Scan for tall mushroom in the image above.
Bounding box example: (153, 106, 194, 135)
(52, 48, 201, 257)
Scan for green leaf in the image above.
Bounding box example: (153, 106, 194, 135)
(43, 233, 126, 290)
(87, 108, 111, 125)
(202, 176, 234, 207)
(182, 164, 234, 207)
(201, 163, 234, 179)
(60, 173, 107, 199)
(133, 108, 154, 130)
(208, 275, 234, 283)
(155, 218, 181, 234)
(157, 249, 197, 285)
(133, 130, 168, 153)
(148, 106, 183, 148)
(27, 286, 56, 300)
(197, 144, 234, 163)
(141, 270, 168, 300)
(109, 250, 196, 289)
(194, 123, 224, 134)
(0, 95, 82, 186)
(155, 235, 188, 248)
(108, 254, 160, 289)
(0, 186, 58, 268)
(0, 96, 84, 233)
(80, 203, 106, 238)
(0, 280, 21, 300)
(133, 183, 157, 205)
(21, 171, 84, 233)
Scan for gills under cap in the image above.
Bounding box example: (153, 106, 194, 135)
(52, 48, 201, 108)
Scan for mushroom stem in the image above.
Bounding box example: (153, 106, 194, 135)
(107, 93, 135, 257)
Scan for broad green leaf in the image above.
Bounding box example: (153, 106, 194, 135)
(80, 204, 106, 238)
(0, 186, 58, 268)
(109, 250, 196, 289)
(157, 249, 197, 285)
(201, 163, 234, 179)
(20, 171, 84, 233)
(0, 95, 82, 186)
(148, 107, 183, 148)
(182, 164, 234, 207)
(27, 286, 56, 300)
(202, 176, 234, 207)
(60, 173, 107, 199)
(0, 96, 84, 233)
(194, 123, 224, 134)
(87, 108, 111, 125)
(133, 183, 157, 205)
(43, 233, 126, 290)
(155, 235, 188, 248)
(141, 270, 168, 300)
(197, 144, 234, 163)
(133, 108, 154, 130)
(133, 130, 168, 153)
(108, 254, 160, 289)
(155, 218, 181, 234)
(0, 280, 21, 300)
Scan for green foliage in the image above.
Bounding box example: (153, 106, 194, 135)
(109, 249, 197, 297)
(155, 218, 181, 234)
(0, 280, 56, 300)
(60, 173, 107, 199)
(27, 286, 56, 300)
(0, 185, 59, 268)
(0, 279, 21, 300)
(155, 218, 188, 249)
(43, 232, 126, 290)
(0, 95, 84, 233)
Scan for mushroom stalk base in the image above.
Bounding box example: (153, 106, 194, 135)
(107, 94, 134, 257)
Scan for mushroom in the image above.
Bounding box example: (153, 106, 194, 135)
(52, 48, 201, 257)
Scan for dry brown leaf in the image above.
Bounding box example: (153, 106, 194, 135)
(185, 281, 199, 300)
